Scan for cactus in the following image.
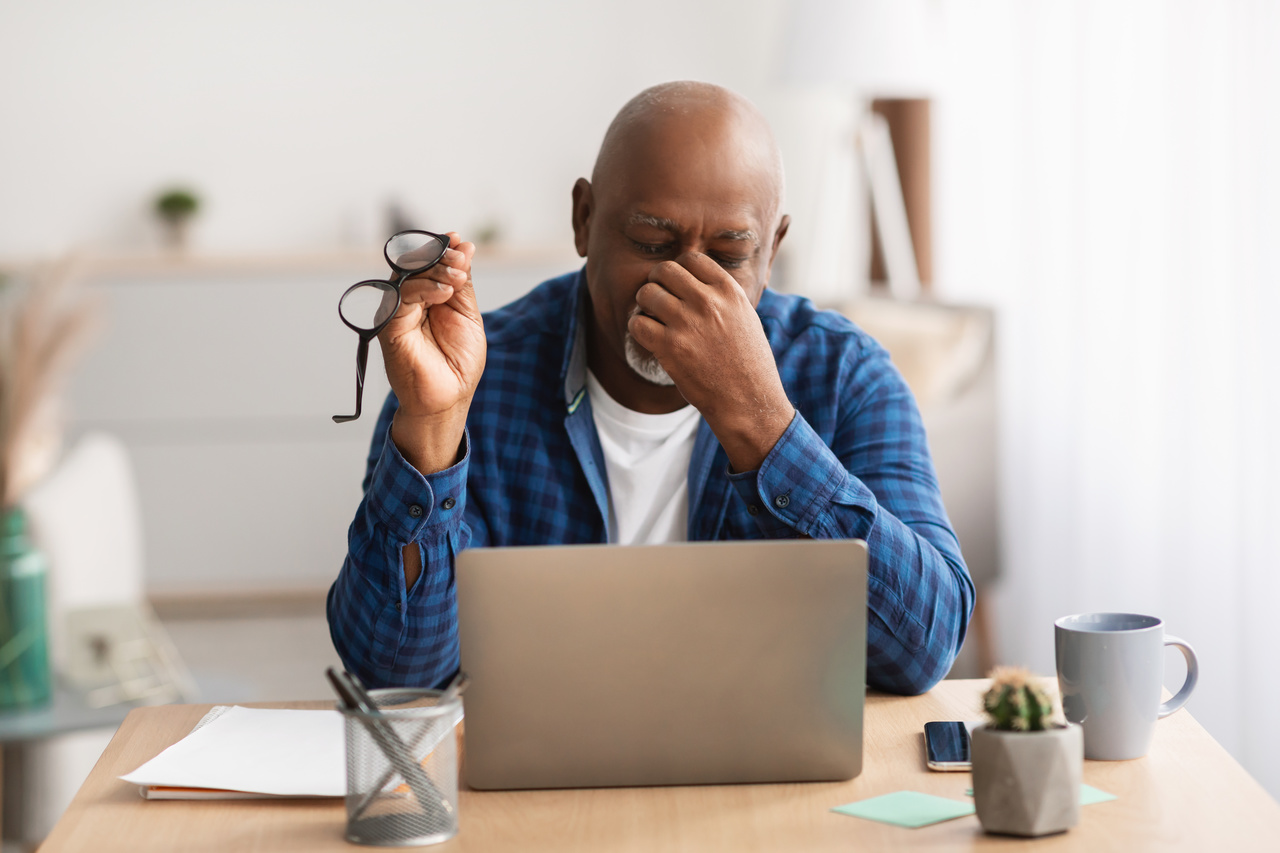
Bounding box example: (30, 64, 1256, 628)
(982, 666, 1058, 732)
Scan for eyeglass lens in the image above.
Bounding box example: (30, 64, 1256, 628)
(339, 281, 399, 332)
(387, 232, 447, 272)
(335, 231, 448, 423)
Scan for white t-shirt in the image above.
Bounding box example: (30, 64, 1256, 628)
(585, 370, 703, 545)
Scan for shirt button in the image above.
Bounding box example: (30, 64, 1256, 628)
(774, 494, 790, 509)
(408, 504, 424, 518)
(442, 497, 456, 510)
(748, 504, 759, 516)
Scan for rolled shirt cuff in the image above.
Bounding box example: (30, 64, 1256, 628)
(728, 411, 876, 539)
(365, 426, 470, 544)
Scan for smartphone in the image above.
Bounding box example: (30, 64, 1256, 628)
(924, 721, 977, 771)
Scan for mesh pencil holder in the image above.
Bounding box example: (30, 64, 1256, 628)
(340, 687, 464, 847)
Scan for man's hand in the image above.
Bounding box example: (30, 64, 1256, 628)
(628, 252, 794, 472)
(379, 232, 485, 475)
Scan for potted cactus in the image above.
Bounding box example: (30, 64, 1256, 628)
(971, 667, 1083, 837)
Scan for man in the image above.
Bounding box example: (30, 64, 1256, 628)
(328, 81, 974, 695)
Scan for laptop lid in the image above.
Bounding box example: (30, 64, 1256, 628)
(457, 539, 867, 790)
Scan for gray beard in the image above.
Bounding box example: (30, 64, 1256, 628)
(624, 333, 675, 386)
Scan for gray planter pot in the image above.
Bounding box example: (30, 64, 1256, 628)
(971, 723, 1083, 837)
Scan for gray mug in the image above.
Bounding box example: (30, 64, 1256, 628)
(1054, 613, 1198, 760)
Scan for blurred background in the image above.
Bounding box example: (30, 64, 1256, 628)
(1, 0, 1277, 844)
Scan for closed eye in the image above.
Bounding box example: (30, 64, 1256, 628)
(714, 255, 749, 270)
(631, 240, 673, 257)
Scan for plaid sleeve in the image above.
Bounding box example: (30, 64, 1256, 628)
(727, 412, 877, 539)
(328, 393, 471, 690)
(728, 374, 975, 695)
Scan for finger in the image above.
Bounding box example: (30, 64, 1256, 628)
(634, 281, 682, 325)
(379, 295, 427, 340)
(454, 238, 477, 265)
(674, 251, 739, 293)
(406, 240, 475, 288)
(440, 246, 469, 270)
(647, 259, 712, 306)
(399, 278, 455, 306)
(413, 262, 469, 287)
(442, 241, 478, 283)
(443, 241, 479, 317)
(444, 233, 478, 266)
(406, 232, 479, 318)
(627, 311, 668, 355)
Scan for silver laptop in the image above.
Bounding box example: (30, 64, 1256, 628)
(457, 539, 867, 790)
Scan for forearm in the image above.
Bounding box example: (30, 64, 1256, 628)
(328, 399, 474, 688)
(728, 412, 975, 694)
(392, 405, 469, 477)
(859, 511, 973, 694)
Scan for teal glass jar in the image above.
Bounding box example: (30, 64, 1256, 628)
(0, 506, 51, 710)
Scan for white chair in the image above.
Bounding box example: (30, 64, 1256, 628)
(27, 432, 146, 648)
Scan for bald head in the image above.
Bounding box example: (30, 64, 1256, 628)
(591, 82, 786, 228)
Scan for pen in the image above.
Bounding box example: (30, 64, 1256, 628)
(326, 668, 454, 823)
(347, 671, 467, 823)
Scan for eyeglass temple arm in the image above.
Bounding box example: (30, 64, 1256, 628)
(332, 336, 371, 423)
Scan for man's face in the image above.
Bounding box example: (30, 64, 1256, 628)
(573, 117, 783, 387)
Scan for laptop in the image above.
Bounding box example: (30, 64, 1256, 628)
(456, 539, 867, 790)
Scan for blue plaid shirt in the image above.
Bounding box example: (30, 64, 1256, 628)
(328, 269, 974, 695)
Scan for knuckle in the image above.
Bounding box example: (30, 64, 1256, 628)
(628, 315, 654, 340)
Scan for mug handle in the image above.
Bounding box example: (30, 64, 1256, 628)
(1158, 635, 1199, 718)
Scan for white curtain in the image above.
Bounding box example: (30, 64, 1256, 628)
(932, 1, 1280, 797)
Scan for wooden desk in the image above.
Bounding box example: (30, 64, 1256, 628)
(40, 679, 1279, 852)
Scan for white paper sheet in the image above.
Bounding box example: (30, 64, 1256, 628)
(120, 705, 346, 796)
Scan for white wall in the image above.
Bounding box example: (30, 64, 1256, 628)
(0, 0, 850, 284)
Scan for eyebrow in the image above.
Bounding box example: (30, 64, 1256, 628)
(628, 212, 758, 245)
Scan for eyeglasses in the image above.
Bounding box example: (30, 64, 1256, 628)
(333, 230, 449, 423)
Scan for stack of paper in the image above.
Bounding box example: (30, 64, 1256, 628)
(120, 705, 346, 799)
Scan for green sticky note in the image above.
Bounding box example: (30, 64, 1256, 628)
(832, 791, 976, 828)
(1079, 783, 1117, 805)
(963, 784, 1117, 806)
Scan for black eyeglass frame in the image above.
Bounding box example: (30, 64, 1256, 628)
(332, 229, 449, 423)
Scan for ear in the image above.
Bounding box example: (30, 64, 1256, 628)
(571, 178, 593, 258)
(764, 213, 790, 278)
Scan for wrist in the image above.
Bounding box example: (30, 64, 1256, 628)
(708, 398, 795, 474)
(391, 404, 469, 475)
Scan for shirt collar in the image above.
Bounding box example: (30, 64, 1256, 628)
(559, 266, 590, 410)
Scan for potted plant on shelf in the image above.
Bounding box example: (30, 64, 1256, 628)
(971, 666, 1083, 837)
(154, 187, 201, 250)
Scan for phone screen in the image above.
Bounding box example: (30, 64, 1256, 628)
(924, 721, 972, 770)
